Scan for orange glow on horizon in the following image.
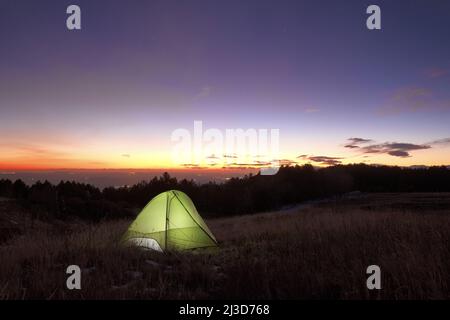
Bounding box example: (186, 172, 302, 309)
(1, 139, 449, 171)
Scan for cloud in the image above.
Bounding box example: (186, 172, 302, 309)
(232, 162, 273, 167)
(254, 160, 273, 166)
(223, 154, 238, 159)
(348, 137, 373, 144)
(344, 138, 373, 149)
(308, 156, 342, 165)
(221, 163, 261, 169)
(271, 159, 298, 166)
(220, 159, 291, 169)
(121, 154, 131, 158)
(428, 138, 450, 145)
(382, 87, 431, 114)
(379, 87, 450, 114)
(385, 143, 430, 150)
(393, 87, 431, 100)
(206, 154, 220, 160)
(360, 142, 431, 158)
(298, 154, 342, 165)
(0, 142, 70, 160)
(196, 86, 212, 98)
(222, 165, 255, 170)
(344, 137, 450, 158)
(304, 108, 320, 113)
(387, 150, 410, 157)
(425, 68, 449, 79)
(0, 142, 112, 169)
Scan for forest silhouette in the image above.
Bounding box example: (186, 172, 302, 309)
(1, 164, 449, 222)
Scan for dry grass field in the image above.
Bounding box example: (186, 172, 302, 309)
(0, 193, 449, 300)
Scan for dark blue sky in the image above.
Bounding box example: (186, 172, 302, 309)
(1, 0, 450, 169)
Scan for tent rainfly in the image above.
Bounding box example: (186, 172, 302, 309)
(122, 190, 218, 252)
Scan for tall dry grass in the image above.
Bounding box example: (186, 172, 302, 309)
(0, 193, 449, 299)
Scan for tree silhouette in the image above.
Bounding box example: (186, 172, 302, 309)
(1, 164, 450, 221)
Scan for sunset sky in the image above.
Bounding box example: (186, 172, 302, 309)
(1, 0, 450, 171)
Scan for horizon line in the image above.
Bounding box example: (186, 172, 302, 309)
(1, 163, 450, 172)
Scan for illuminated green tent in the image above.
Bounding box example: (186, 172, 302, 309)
(122, 190, 218, 252)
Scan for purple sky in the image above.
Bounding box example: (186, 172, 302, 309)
(1, 0, 450, 169)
